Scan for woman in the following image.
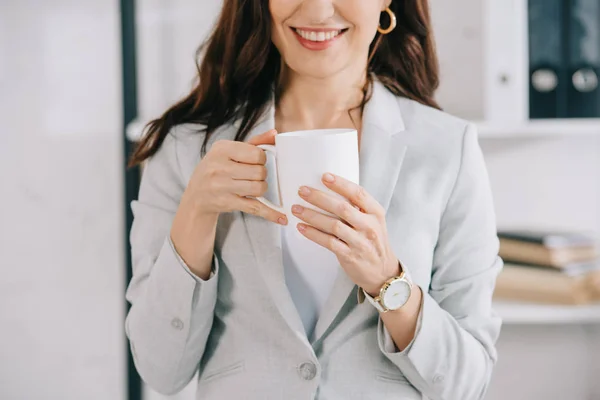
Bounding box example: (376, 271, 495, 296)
(125, 0, 502, 399)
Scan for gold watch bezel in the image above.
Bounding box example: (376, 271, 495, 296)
(373, 270, 409, 312)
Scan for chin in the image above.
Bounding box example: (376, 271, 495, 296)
(285, 58, 350, 80)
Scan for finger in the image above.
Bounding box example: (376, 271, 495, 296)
(231, 179, 268, 197)
(248, 129, 277, 146)
(298, 186, 367, 230)
(223, 141, 267, 165)
(235, 197, 288, 225)
(228, 162, 268, 181)
(291, 205, 362, 248)
(321, 173, 383, 216)
(297, 223, 350, 256)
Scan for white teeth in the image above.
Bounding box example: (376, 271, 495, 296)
(296, 29, 342, 42)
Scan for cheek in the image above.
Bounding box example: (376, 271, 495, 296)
(270, 23, 285, 51)
(344, 4, 382, 50)
(269, 1, 294, 51)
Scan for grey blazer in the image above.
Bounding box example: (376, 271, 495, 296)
(125, 81, 503, 400)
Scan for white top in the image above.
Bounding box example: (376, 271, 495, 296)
(281, 226, 339, 339)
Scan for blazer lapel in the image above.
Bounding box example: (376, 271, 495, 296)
(312, 81, 409, 343)
(241, 105, 311, 346)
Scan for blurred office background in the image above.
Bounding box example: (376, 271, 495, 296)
(1, 0, 599, 399)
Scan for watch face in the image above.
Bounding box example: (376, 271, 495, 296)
(382, 280, 412, 310)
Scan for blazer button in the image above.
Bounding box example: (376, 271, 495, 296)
(297, 362, 317, 380)
(171, 318, 184, 330)
(433, 374, 445, 385)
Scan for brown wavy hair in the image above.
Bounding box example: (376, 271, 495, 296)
(128, 0, 440, 167)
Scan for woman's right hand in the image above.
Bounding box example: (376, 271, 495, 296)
(183, 129, 288, 225)
(171, 129, 286, 278)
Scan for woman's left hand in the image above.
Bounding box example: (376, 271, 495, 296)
(292, 172, 401, 296)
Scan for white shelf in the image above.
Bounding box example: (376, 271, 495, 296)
(126, 118, 147, 142)
(475, 119, 600, 139)
(125, 118, 600, 140)
(494, 300, 600, 324)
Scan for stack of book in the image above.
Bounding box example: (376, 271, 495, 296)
(494, 229, 600, 305)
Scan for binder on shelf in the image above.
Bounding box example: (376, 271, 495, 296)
(528, 0, 567, 119)
(528, 0, 600, 119)
(483, 0, 529, 124)
(479, 0, 600, 127)
(567, 0, 600, 118)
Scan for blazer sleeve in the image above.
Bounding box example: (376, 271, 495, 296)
(125, 132, 219, 395)
(377, 123, 503, 400)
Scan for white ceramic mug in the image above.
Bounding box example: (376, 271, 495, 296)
(255, 128, 360, 221)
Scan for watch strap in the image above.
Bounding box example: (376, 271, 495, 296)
(362, 289, 387, 312)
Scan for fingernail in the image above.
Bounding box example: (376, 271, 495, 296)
(278, 217, 287, 225)
(323, 173, 335, 183)
(299, 186, 311, 196)
(292, 205, 303, 214)
(297, 224, 306, 232)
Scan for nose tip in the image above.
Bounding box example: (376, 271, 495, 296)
(298, 0, 336, 23)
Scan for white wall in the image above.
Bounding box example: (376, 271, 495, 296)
(136, 0, 222, 124)
(0, 1, 125, 399)
(430, 1, 600, 399)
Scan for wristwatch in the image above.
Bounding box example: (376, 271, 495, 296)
(361, 265, 413, 313)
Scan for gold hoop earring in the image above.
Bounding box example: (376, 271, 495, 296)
(377, 7, 397, 35)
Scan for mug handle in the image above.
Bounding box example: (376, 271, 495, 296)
(253, 144, 285, 214)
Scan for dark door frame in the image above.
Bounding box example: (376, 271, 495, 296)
(120, 1, 142, 399)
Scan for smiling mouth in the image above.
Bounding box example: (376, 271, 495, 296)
(292, 28, 348, 42)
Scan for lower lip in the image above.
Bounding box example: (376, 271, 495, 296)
(292, 29, 345, 51)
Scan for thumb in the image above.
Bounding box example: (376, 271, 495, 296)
(248, 129, 278, 146)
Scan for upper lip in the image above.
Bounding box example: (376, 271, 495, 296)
(292, 27, 347, 32)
